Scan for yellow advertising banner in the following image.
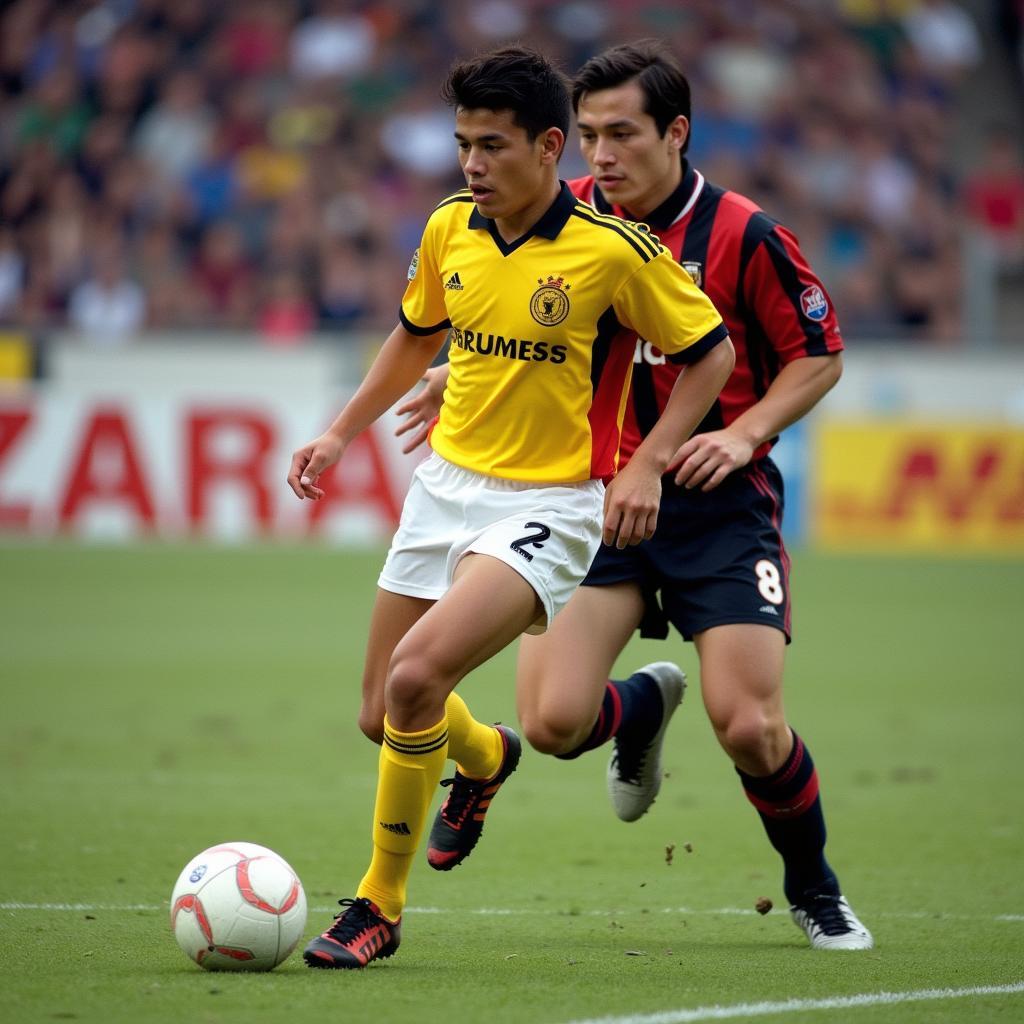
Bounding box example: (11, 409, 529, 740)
(0, 331, 32, 380)
(814, 421, 1024, 554)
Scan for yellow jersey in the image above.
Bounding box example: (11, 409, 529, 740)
(400, 182, 727, 482)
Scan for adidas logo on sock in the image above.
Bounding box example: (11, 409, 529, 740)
(444, 272, 464, 291)
(379, 820, 412, 835)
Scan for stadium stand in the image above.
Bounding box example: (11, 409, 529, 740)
(0, 0, 1021, 347)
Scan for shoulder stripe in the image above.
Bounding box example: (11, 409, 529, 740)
(569, 207, 658, 263)
(614, 218, 661, 258)
(627, 225, 662, 258)
(433, 190, 475, 211)
(574, 205, 662, 258)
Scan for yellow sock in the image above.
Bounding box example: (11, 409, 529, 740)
(356, 715, 448, 921)
(445, 691, 503, 781)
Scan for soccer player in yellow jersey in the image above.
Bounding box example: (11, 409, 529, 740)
(287, 46, 734, 969)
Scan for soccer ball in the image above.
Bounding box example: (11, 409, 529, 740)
(170, 841, 307, 971)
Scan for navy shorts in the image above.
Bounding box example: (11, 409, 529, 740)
(585, 457, 792, 642)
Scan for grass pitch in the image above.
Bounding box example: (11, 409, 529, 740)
(1, 542, 1022, 1024)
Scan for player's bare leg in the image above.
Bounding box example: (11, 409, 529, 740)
(516, 582, 643, 754)
(696, 623, 872, 950)
(385, 552, 542, 731)
(358, 588, 435, 744)
(358, 588, 515, 799)
(519, 582, 686, 821)
(694, 623, 788, 775)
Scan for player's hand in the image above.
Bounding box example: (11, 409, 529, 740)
(602, 459, 661, 549)
(671, 429, 754, 491)
(394, 364, 448, 455)
(287, 432, 346, 500)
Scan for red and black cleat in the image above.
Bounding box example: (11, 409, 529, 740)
(427, 725, 522, 871)
(303, 897, 401, 969)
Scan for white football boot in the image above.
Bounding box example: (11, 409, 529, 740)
(790, 894, 874, 950)
(607, 662, 686, 822)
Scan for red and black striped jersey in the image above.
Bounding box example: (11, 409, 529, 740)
(569, 161, 843, 464)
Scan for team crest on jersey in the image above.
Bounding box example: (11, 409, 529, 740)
(681, 261, 703, 289)
(530, 275, 571, 326)
(407, 248, 419, 281)
(800, 284, 829, 321)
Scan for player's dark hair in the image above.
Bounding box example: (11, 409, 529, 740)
(442, 46, 571, 147)
(572, 40, 691, 152)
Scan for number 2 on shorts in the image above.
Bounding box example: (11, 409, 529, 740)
(510, 522, 551, 563)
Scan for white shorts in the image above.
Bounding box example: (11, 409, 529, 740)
(378, 453, 605, 634)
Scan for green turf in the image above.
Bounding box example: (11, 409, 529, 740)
(1, 543, 1022, 1024)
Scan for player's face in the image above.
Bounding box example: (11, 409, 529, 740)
(577, 81, 688, 219)
(455, 107, 562, 225)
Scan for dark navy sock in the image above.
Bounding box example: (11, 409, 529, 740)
(737, 731, 839, 905)
(556, 671, 663, 760)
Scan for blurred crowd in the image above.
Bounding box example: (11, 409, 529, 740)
(1, 0, 1022, 347)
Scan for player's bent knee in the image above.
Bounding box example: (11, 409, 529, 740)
(714, 713, 776, 768)
(520, 712, 584, 756)
(384, 653, 452, 722)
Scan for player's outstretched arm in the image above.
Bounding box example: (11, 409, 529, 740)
(394, 363, 450, 455)
(287, 323, 448, 500)
(603, 336, 735, 548)
(673, 351, 842, 492)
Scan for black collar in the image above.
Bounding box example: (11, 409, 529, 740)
(468, 180, 577, 256)
(592, 159, 699, 231)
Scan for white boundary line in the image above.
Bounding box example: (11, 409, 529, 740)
(557, 982, 1024, 1024)
(2, 902, 1024, 923)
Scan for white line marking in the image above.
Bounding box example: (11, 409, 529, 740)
(557, 982, 1024, 1024)
(1, 902, 163, 911)
(3, 902, 1024, 924)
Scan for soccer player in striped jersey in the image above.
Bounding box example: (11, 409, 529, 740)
(400, 40, 872, 952)
(287, 46, 734, 969)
